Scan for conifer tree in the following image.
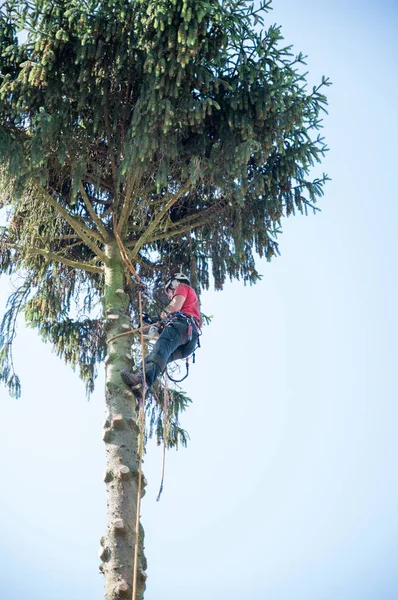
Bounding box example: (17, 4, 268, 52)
(0, 1, 329, 598)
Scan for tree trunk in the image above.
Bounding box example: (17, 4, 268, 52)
(100, 239, 147, 600)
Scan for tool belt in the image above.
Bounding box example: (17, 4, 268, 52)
(164, 312, 201, 341)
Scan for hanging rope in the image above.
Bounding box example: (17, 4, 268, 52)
(131, 290, 146, 600)
(113, 216, 145, 290)
(156, 377, 170, 502)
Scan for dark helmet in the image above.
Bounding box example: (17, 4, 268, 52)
(164, 272, 191, 292)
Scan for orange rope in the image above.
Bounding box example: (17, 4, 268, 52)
(113, 219, 144, 287)
(156, 377, 170, 502)
(106, 321, 161, 345)
(132, 290, 147, 600)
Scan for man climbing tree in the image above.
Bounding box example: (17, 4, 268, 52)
(0, 0, 329, 598)
(121, 273, 201, 397)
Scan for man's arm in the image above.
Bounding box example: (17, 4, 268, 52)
(160, 294, 185, 319)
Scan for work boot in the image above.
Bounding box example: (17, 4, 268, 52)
(121, 370, 145, 399)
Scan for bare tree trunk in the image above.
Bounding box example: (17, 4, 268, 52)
(100, 239, 147, 600)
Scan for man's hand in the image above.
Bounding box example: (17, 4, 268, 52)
(160, 294, 185, 320)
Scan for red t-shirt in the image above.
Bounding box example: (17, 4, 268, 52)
(174, 283, 202, 325)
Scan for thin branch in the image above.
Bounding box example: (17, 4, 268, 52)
(147, 201, 227, 243)
(136, 253, 161, 271)
(79, 182, 110, 241)
(2, 242, 104, 274)
(129, 181, 191, 258)
(50, 235, 81, 241)
(117, 170, 144, 235)
(33, 182, 109, 265)
(104, 93, 118, 196)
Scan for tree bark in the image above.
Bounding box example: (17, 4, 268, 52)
(101, 239, 147, 600)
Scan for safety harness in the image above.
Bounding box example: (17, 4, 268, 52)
(140, 311, 201, 383)
(162, 312, 202, 383)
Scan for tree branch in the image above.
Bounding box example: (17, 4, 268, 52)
(33, 182, 109, 265)
(145, 200, 227, 243)
(79, 182, 110, 241)
(129, 181, 191, 258)
(104, 93, 118, 196)
(117, 170, 144, 235)
(2, 242, 104, 274)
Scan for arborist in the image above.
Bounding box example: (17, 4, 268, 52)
(121, 273, 202, 397)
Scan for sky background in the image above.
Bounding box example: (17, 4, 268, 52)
(1, 1, 397, 599)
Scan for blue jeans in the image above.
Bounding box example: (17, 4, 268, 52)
(142, 317, 198, 388)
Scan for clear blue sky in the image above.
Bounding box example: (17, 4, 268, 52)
(1, 1, 397, 599)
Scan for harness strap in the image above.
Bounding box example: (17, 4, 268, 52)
(165, 312, 201, 335)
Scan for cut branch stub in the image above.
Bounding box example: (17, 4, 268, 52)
(116, 580, 129, 594)
(114, 519, 125, 532)
(121, 323, 131, 330)
(103, 470, 114, 483)
(107, 314, 120, 320)
(112, 414, 124, 428)
(123, 389, 134, 399)
(116, 288, 126, 295)
(118, 465, 130, 479)
(103, 430, 112, 443)
(128, 417, 137, 429)
(98, 546, 110, 561)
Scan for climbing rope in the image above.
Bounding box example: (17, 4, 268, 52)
(156, 378, 170, 502)
(131, 290, 147, 600)
(113, 219, 145, 290)
(106, 320, 161, 345)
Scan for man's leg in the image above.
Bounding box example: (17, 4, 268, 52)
(143, 320, 188, 386)
(121, 320, 188, 393)
(168, 332, 199, 362)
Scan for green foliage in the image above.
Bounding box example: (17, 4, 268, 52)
(0, 0, 330, 397)
(147, 382, 191, 449)
(0, 281, 30, 398)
